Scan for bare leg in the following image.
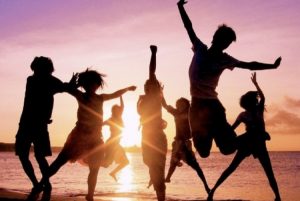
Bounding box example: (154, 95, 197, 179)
(47, 152, 69, 177)
(86, 165, 100, 201)
(208, 151, 246, 201)
(109, 160, 129, 182)
(165, 163, 177, 183)
(186, 158, 210, 194)
(35, 154, 52, 201)
(19, 154, 39, 187)
(258, 151, 281, 201)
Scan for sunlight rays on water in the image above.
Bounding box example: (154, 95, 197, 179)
(116, 154, 134, 193)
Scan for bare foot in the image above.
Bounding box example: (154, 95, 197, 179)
(85, 194, 94, 201)
(147, 180, 153, 188)
(109, 172, 118, 182)
(207, 189, 214, 201)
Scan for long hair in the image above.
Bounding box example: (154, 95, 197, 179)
(77, 69, 106, 90)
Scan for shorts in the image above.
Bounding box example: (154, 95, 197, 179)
(170, 139, 196, 165)
(237, 133, 268, 158)
(15, 124, 51, 157)
(189, 98, 237, 157)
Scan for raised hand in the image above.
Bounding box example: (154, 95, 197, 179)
(251, 72, 257, 84)
(127, 86, 137, 91)
(273, 57, 282, 68)
(177, 0, 187, 6)
(150, 45, 157, 54)
(69, 73, 79, 88)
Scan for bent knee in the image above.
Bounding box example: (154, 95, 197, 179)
(192, 132, 212, 158)
(219, 144, 237, 155)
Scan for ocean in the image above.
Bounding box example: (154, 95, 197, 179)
(0, 151, 299, 201)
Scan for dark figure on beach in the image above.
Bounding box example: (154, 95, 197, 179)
(38, 69, 136, 201)
(137, 45, 167, 201)
(177, 0, 281, 158)
(15, 56, 67, 199)
(162, 97, 210, 194)
(207, 73, 281, 201)
(102, 96, 129, 181)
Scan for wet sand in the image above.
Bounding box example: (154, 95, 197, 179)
(0, 188, 250, 201)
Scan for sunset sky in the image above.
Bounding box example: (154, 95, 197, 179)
(1, 0, 300, 151)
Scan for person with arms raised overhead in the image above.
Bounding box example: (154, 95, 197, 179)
(137, 45, 168, 201)
(208, 73, 281, 201)
(177, 0, 281, 158)
(37, 69, 136, 201)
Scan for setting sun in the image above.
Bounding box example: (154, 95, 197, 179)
(120, 103, 141, 147)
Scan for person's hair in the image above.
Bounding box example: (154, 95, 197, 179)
(212, 24, 236, 44)
(144, 79, 163, 94)
(78, 69, 105, 90)
(176, 97, 190, 112)
(240, 91, 258, 110)
(30, 56, 54, 74)
(112, 105, 122, 116)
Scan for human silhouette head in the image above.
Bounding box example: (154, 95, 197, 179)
(111, 105, 123, 118)
(240, 91, 258, 111)
(144, 79, 163, 96)
(30, 56, 54, 75)
(212, 24, 236, 51)
(77, 69, 105, 93)
(176, 97, 190, 113)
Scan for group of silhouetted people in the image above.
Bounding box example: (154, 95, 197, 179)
(15, 0, 282, 201)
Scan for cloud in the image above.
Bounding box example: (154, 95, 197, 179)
(266, 109, 300, 135)
(284, 96, 300, 108)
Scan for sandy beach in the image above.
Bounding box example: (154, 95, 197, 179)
(0, 188, 90, 201)
(0, 188, 251, 201)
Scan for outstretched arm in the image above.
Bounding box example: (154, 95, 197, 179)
(102, 86, 136, 101)
(251, 72, 265, 105)
(162, 97, 177, 115)
(66, 73, 81, 97)
(177, 0, 198, 44)
(237, 57, 281, 70)
(231, 118, 241, 130)
(149, 45, 157, 81)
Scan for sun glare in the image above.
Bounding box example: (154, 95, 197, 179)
(120, 104, 141, 147)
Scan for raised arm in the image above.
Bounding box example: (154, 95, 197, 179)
(162, 97, 177, 115)
(149, 45, 157, 81)
(177, 0, 198, 44)
(251, 72, 265, 105)
(102, 86, 136, 101)
(231, 118, 241, 130)
(237, 57, 281, 70)
(65, 73, 81, 97)
(120, 96, 124, 112)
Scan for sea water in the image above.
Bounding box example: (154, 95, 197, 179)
(0, 151, 299, 201)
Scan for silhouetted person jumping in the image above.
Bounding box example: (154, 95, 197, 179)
(162, 97, 210, 194)
(102, 96, 129, 182)
(177, 0, 281, 158)
(15, 56, 67, 200)
(38, 69, 136, 201)
(137, 45, 167, 201)
(208, 73, 281, 201)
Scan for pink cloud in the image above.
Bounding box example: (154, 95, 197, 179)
(266, 109, 300, 135)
